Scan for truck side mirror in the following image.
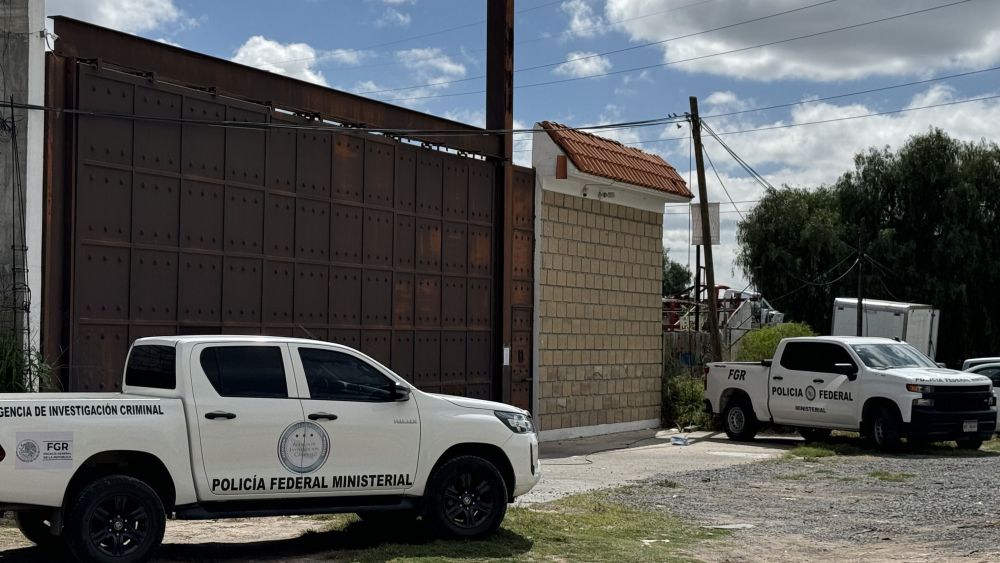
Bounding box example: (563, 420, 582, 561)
(393, 384, 412, 402)
(833, 363, 858, 380)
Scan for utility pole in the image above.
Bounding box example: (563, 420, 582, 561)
(694, 245, 700, 331)
(689, 97, 723, 361)
(856, 220, 864, 337)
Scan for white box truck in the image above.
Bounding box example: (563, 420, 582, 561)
(831, 298, 940, 359)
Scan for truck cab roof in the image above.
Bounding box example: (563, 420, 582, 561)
(781, 336, 906, 346)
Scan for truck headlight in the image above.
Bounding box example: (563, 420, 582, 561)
(906, 384, 934, 393)
(495, 411, 535, 434)
(913, 398, 934, 407)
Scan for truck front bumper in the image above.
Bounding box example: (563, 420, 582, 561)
(907, 407, 997, 441)
(502, 431, 541, 499)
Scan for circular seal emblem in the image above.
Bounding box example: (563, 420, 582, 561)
(277, 421, 330, 474)
(16, 439, 40, 463)
(805, 386, 817, 401)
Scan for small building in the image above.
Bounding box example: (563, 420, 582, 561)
(531, 121, 694, 440)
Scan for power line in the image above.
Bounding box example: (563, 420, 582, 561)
(701, 121, 775, 191)
(384, 0, 978, 102)
(703, 146, 745, 220)
(361, 0, 842, 95)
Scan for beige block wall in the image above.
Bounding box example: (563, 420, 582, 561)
(537, 190, 664, 432)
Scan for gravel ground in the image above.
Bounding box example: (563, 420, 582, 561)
(612, 450, 1000, 562)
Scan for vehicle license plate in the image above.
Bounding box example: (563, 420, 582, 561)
(963, 420, 978, 432)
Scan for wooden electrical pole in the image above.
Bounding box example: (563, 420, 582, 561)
(689, 97, 723, 361)
(856, 220, 864, 337)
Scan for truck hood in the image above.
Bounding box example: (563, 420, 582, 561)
(880, 367, 992, 386)
(429, 393, 528, 414)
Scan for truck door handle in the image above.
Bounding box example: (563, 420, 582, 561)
(205, 411, 236, 420)
(813, 379, 824, 383)
(772, 376, 784, 381)
(308, 412, 339, 421)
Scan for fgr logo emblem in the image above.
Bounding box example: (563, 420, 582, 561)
(805, 386, 817, 401)
(277, 421, 330, 474)
(15, 439, 39, 463)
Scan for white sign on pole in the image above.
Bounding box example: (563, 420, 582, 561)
(690, 202, 720, 245)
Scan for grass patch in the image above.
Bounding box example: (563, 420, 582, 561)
(813, 468, 835, 475)
(868, 470, 915, 482)
(290, 491, 721, 562)
(982, 439, 1000, 453)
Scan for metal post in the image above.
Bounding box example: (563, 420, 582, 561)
(689, 97, 723, 362)
(856, 220, 864, 337)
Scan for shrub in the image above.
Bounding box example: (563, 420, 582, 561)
(736, 322, 816, 361)
(662, 372, 712, 430)
(0, 332, 56, 392)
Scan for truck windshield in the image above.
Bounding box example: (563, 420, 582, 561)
(850, 344, 937, 369)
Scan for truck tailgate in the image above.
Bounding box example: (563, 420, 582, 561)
(705, 362, 770, 414)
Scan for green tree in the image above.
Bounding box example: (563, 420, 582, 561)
(736, 323, 816, 361)
(736, 129, 1000, 365)
(662, 248, 692, 296)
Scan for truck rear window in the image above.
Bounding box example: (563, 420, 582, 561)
(199, 346, 287, 398)
(125, 345, 177, 389)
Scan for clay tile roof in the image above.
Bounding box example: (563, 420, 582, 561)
(540, 121, 693, 199)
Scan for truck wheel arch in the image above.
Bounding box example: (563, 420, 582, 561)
(63, 451, 176, 513)
(861, 397, 901, 431)
(720, 388, 752, 413)
(429, 443, 515, 502)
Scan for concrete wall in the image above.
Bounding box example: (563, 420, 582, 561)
(536, 190, 665, 440)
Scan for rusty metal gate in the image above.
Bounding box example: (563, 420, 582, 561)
(44, 18, 534, 409)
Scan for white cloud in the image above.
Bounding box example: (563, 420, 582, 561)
(155, 37, 182, 48)
(325, 49, 370, 66)
(382, 0, 416, 4)
(605, 0, 1000, 81)
(561, 0, 606, 38)
(659, 86, 1000, 290)
(395, 47, 466, 85)
(231, 36, 328, 86)
(553, 51, 612, 78)
(46, 0, 187, 34)
(376, 7, 412, 28)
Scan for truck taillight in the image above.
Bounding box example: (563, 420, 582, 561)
(703, 366, 710, 390)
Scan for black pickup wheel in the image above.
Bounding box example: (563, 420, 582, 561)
(425, 455, 508, 539)
(65, 475, 165, 563)
(723, 399, 759, 441)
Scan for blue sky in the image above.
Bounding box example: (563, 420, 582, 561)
(46, 0, 1000, 294)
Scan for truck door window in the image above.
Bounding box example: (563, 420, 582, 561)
(125, 345, 177, 389)
(199, 346, 288, 398)
(299, 348, 394, 402)
(780, 342, 856, 374)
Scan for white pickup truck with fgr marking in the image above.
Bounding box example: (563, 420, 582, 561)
(0, 336, 540, 563)
(705, 336, 997, 450)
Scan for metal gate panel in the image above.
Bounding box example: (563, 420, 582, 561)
(363, 209, 393, 266)
(331, 204, 363, 264)
(179, 253, 222, 322)
(134, 85, 181, 174)
(443, 158, 468, 220)
(442, 222, 468, 274)
(364, 139, 395, 207)
(362, 269, 392, 327)
(223, 257, 263, 323)
(182, 98, 226, 180)
(225, 107, 266, 186)
(78, 72, 133, 167)
(416, 219, 441, 271)
(512, 229, 532, 290)
(132, 173, 179, 247)
(72, 325, 129, 392)
(467, 278, 491, 329)
(75, 245, 130, 320)
(442, 277, 467, 327)
(224, 186, 264, 254)
(329, 329, 361, 350)
(267, 127, 297, 192)
(468, 225, 492, 275)
(294, 263, 329, 326)
(394, 147, 416, 212)
(130, 249, 178, 321)
(181, 180, 224, 251)
(330, 266, 362, 325)
(415, 275, 441, 327)
(77, 165, 130, 243)
(263, 193, 295, 257)
(393, 273, 414, 327)
(297, 132, 332, 199)
(414, 330, 441, 389)
(416, 152, 442, 216)
(467, 331, 492, 394)
(262, 260, 294, 325)
(332, 134, 363, 202)
(468, 163, 493, 223)
(295, 199, 331, 261)
(361, 330, 391, 366)
(392, 331, 414, 380)
(394, 215, 415, 270)
(441, 331, 466, 395)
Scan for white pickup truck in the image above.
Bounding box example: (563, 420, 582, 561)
(705, 336, 996, 450)
(0, 336, 540, 563)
